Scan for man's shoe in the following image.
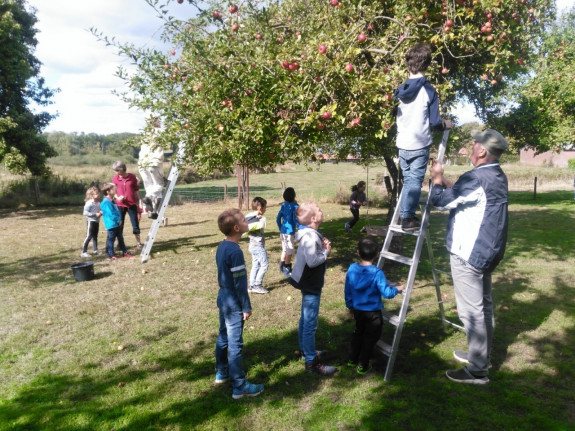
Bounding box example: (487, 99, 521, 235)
(446, 368, 489, 385)
(250, 285, 269, 294)
(453, 350, 469, 364)
(123, 253, 135, 258)
(214, 371, 229, 384)
(80, 252, 91, 258)
(453, 350, 492, 368)
(305, 357, 337, 376)
(401, 217, 421, 232)
(232, 381, 264, 399)
(142, 196, 154, 213)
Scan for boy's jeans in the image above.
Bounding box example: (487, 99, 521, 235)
(398, 147, 430, 219)
(299, 292, 321, 363)
(249, 246, 269, 286)
(215, 309, 246, 390)
(106, 226, 127, 257)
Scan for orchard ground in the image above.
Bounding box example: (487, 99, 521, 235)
(0, 162, 574, 430)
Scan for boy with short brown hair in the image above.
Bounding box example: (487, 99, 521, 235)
(215, 209, 264, 399)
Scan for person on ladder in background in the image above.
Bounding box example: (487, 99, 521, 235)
(430, 129, 509, 385)
(138, 116, 165, 220)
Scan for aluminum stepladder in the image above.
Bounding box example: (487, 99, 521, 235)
(140, 145, 184, 263)
(376, 129, 453, 381)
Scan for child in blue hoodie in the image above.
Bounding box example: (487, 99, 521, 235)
(394, 43, 452, 232)
(345, 237, 404, 374)
(100, 182, 134, 260)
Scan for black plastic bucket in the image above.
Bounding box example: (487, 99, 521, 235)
(70, 261, 95, 282)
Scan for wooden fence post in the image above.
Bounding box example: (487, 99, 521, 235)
(533, 176, 537, 200)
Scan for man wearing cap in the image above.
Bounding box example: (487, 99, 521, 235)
(430, 129, 509, 384)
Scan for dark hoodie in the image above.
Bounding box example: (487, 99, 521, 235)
(394, 76, 444, 151)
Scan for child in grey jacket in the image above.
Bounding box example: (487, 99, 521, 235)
(81, 186, 102, 257)
(289, 201, 338, 376)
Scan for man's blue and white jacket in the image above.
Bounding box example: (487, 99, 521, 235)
(430, 161, 508, 272)
(394, 76, 445, 151)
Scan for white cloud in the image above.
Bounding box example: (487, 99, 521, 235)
(28, 0, 191, 134)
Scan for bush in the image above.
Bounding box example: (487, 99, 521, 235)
(568, 159, 575, 170)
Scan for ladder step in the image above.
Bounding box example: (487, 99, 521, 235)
(381, 309, 400, 326)
(388, 224, 422, 236)
(375, 340, 392, 357)
(380, 251, 414, 266)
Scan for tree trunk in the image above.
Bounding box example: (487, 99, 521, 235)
(236, 164, 249, 210)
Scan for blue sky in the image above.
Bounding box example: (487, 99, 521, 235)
(28, 0, 573, 135)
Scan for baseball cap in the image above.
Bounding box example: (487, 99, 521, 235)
(470, 129, 508, 157)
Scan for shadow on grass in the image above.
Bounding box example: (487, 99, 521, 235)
(2, 290, 573, 430)
(2, 199, 574, 428)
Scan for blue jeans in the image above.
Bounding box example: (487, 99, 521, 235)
(119, 205, 141, 235)
(215, 308, 246, 390)
(106, 226, 127, 257)
(249, 246, 269, 286)
(398, 147, 430, 219)
(299, 293, 321, 363)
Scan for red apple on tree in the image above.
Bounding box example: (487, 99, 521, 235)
(231, 23, 239, 32)
(322, 111, 331, 119)
(255, 34, 262, 39)
(445, 19, 454, 27)
(441, 67, 449, 74)
(213, 10, 222, 20)
(345, 63, 354, 73)
(357, 33, 367, 43)
(318, 44, 327, 54)
(177, 0, 184, 4)
(317, 123, 326, 130)
(330, 0, 339, 6)
(228, 5, 238, 13)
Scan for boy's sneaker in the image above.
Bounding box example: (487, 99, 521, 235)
(80, 252, 91, 258)
(93, 250, 102, 255)
(249, 285, 269, 294)
(297, 350, 325, 361)
(123, 253, 135, 258)
(108, 255, 118, 260)
(446, 368, 489, 385)
(344, 223, 352, 233)
(356, 365, 370, 375)
(232, 381, 264, 399)
(401, 217, 421, 232)
(305, 357, 338, 376)
(214, 371, 229, 384)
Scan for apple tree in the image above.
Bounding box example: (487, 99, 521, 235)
(0, 0, 58, 175)
(98, 0, 554, 177)
(491, 6, 575, 153)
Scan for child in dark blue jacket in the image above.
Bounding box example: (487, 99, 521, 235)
(344, 237, 404, 374)
(276, 187, 298, 276)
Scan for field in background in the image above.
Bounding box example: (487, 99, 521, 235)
(1, 160, 574, 209)
(0, 161, 574, 429)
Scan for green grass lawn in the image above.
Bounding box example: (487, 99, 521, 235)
(0, 164, 574, 430)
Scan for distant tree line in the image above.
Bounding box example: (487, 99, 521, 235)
(44, 131, 141, 164)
